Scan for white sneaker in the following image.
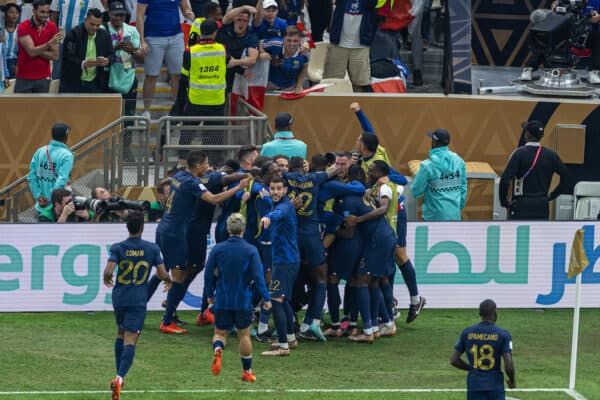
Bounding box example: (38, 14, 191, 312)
(520, 67, 533, 81)
(589, 70, 600, 84)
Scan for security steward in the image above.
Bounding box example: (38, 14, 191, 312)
(499, 120, 569, 220)
(177, 19, 227, 166)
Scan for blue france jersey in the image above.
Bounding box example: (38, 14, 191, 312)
(109, 238, 163, 307)
(158, 170, 207, 235)
(253, 18, 288, 39)
(203, 237, 270, 310)
(341, 184, 396, 250)
(191, 172, 225, 227)
(284, 171, 328, 235)
(263, 38, 309, 88)
(266, 196, 300, 265)
(455, 322, 513, 392)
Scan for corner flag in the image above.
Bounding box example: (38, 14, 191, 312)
(568, 229, 589, 280)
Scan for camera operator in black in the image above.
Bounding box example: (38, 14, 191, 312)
(38, 188, 92, 223)
(521, 0, 600, 82)
(499, 120, 569, 220)
(91, 186, 150, 222)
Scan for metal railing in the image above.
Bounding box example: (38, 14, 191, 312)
(0, 100, 273, 222)
(0, 116, 151, 222)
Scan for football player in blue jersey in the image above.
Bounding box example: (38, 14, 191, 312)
(284, 156, 341, 341)
(156, 151, 249, 334)
(204, 213, 271, 382)
(368, 160, 425, 325)
(343, 165, 397, 343)
(451, 299, 516, 400)
(103, 211, 171, 400)
(260, 176, 301, 356)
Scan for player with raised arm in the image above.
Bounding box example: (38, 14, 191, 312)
(103, 211, 171, 400)
(451, 299, 516, 400)
(155, 151, 248, 334)
(204, 213, 271, 382)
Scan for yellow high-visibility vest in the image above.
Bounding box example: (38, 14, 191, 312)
(187, 41, 227, 106)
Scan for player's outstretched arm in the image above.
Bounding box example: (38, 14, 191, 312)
(222, 172, 252, 187)
(202, 178, 250, 205)
(103, 261, 117, 287)
(503, 353, 516, 388)
(450, 350, 469, 371)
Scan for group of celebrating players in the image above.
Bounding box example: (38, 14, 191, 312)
(103, 102, 428, 397)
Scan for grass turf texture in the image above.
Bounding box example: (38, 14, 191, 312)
(0, 309, 598, 400)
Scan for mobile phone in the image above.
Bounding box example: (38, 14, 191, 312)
(123, 36, 131, 43)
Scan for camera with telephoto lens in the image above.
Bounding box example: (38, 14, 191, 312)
(529, 0, 593, 68)
(71, 196, 107, 213)
(102, 195, 150, 214)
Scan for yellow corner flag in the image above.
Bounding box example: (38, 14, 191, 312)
(568, 229, 590, 279)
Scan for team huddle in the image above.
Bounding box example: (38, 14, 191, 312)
(102, 105, 516, 400)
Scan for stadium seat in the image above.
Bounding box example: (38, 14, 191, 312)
(49, 79, 60, 94)
(320, 78, 353, 93)
(4, 79, 15, 95)
(307, 42, 329, 83)
(573, 181, 600, 220)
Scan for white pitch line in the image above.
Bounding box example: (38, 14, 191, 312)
(0, 388, 573, 395)
(565, 389, 589, 400)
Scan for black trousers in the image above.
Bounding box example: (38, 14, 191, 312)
(180, 103, 225, 164)
(508, 196, 549, 220)
(307, 0, 332, 42)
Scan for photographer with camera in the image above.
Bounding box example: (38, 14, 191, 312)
(521, 0, 600, 83)
(38, 188, 92, 223)
(91, 186, 150, 222)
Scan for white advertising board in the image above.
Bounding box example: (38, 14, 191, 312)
(0, 222, 599, 311)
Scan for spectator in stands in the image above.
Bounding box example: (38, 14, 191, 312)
(410, 128, 467, 221)
(136, 0, 194, 120)
(260, 112, 307, 159)
(276, 0, 302, 26)
(50, 0, 105, 79)
(39, 188, 91, 222)
(262, 25, 309, 93)
(323, 0, 383, 92)
(27, 123, 74, 214)
(188, 2, 223, 45)
(2, 3, 20, 78)
(253, 0, 287, 40)
(15, 0, 61, 93)
(148, 178, 171, 222)
(218, 6, 259, 92)
(59, 8, 113, 93)
(106, 1, 141, 161)
(0, 29, 9, 93)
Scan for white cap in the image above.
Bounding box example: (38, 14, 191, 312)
(263, 0, 278, 9)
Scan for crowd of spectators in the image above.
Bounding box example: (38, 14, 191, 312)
(1, 0, 441, 98)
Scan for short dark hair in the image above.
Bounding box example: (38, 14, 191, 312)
(253, 155, 270, 170)
(371, 160, 390, 176)
(187, 151, 208, 169)
(126, 211, 145, 235)
(336, 151, 352, 159)
(203, 1, 219, 17)
(51, 188, 71, 206)
(273, 154, 289, 163)
(157, 178, 171, 195)
(86, 7, 102, 18)
(348, 165, 366, 184)
(479, 299, 497, 319)
(269, 176, 285, 186)
(3, 3, 21, 15)
(311, 154, 327, 172)
(200, 19, 218, 36)
(33, 0, 49, 9)
(289, 156, 304, 172)
(285, 25, 302, 37)
(223, 159, 241, 171)
(237, 145, 258, 162)
(360, 132, 379, 153)
(260, 160, 276, 176)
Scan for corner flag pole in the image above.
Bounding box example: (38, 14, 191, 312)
(568, 272, 582, 390)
